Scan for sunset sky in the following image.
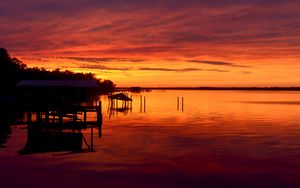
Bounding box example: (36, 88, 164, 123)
(1, 0, 300, 87)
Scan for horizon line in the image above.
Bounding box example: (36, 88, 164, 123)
(116, 86, 300, 91)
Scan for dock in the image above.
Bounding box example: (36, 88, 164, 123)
(108, 93, 133, 118)
(25, 101, 102, 129)
(19, 101, 103, 154)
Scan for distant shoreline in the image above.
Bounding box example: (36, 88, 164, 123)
(117, 87, 300, 91)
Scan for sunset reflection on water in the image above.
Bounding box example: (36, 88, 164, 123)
(1, 90, 300, 188)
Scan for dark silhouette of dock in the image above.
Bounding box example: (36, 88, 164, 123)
(20, 101, 102, 154)
(25, 102, 102, 128)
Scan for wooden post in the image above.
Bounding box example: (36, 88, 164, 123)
(98, 108, 102, 137)
(111, 100, 114, 109)
(140, 95, 142, 112)
(98, 101, 102, 114)
(83, 110, 87, 124)
(91, 127, 94, 151)
(144, 96, 146, 113)
(97, 101, 102, 125)
(182, 97, 184, 112)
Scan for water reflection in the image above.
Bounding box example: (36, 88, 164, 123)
(1, 90, 300, 188)
(0, 111, 24, 149)
(20, 128, 83, 154)
(241, 101, 300, 105)
(0, 124, 11, 149)
(19, 127, 99, 155)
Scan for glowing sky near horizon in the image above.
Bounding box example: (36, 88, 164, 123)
(1, 0, 300, 87)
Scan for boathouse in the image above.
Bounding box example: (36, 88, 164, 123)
(17, 80, 99, 104)
(16, 80, 102, 154)
(17, 80, 102, 131)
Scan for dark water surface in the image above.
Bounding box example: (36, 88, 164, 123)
(1, 90, 300, 188)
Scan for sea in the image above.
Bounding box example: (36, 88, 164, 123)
(1, 90, 300, 188)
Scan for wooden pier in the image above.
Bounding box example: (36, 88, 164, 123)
(19, 101, 103, 154)
(26, 101, 103, 129)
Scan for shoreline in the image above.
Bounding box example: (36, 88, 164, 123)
(117, 87, 300, 91)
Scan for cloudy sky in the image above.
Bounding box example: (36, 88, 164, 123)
(1, 0, 300, 86)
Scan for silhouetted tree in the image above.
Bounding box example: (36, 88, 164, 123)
(0, 47, 116, 94)
(98, 79, 116, 92)
(0, 47, 27, 94)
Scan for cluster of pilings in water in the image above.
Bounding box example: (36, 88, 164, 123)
(108, 93, 133, 118)
(109, 97, 133, 109)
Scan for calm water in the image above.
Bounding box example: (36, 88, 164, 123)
(1, 90, 300, 188)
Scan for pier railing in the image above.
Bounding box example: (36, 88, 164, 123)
(25, 101, 102, 129)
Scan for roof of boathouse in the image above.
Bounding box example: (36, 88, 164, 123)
(109, 93, 132, 101)
(17, 80, 98, 88)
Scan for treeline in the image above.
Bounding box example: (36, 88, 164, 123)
(119, 87, 300, 91)
(0, 47, 115, 94)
